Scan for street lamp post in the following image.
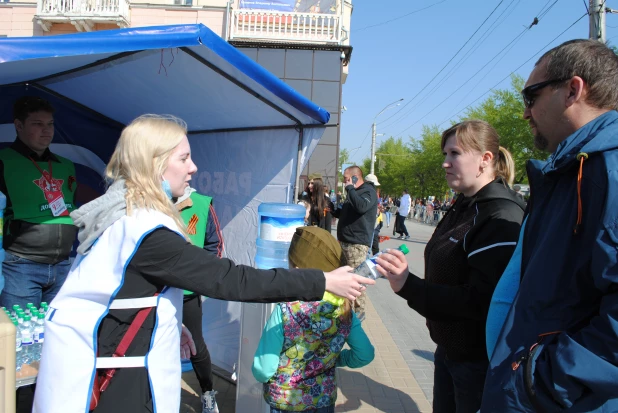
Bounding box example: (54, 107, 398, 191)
(370, 98, 404, 175)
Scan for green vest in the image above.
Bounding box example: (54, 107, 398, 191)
(0, 148, 76, 226)
(180, 192, 212, 295)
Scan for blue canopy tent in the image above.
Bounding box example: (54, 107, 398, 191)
(0, 23, 330, 405)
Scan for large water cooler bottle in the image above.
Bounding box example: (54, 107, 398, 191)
(236, 203, 305, 413)
(255, 203, 306, 269)
(0, 191, 6, 294)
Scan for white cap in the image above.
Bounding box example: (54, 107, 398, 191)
(365, 174, 380, 186)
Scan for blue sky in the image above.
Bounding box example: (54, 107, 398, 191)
(341, 0, 616, 164)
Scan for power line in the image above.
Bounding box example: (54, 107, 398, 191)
(375, 0, 507, 127)
(538, 0, 560, 20)
(386, 21, 531, 137)
(355, 0, 448, 32)
(536, 0, 554, 16)
(380, 0, 521, 131)
(436, 12, 588, 128)
(583, 0, 590, 15)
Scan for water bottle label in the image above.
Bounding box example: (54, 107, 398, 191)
(35, 333, 44, 343)
(22, 337, 33, 345)
(260, 217, 304, 242)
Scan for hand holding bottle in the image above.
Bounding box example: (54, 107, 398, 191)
(375, 248, 410, 293)
(324, 267, 375, 300)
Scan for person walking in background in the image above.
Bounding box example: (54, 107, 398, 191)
(332, 166, 378, 322)
(395, 189, 410, 240)
(384, 196, 393, 228)
(253, 227, 374, 413)
(375, 120, 524, 413)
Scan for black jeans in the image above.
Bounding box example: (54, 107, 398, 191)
(395, 214, 409, 236)
(433, 346, 488, 413)
(183, 294, 214, 392)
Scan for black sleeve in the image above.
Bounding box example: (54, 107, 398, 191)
(396, 210, 523, 322)
(203, 203, 223, 257)
(129, 228, 325, 303)
(346, 185, 376, 214)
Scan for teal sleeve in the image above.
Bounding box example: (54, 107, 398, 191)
(337, 312, 375, 368)
(252, 305, 285, 383)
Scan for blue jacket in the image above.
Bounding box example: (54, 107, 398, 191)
(482, 111, 618, 412)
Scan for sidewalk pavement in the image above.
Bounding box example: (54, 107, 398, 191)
(180, 217, 438, 413)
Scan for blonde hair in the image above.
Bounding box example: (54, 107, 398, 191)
(106, 114, 189, 238)
(441, 120, 515, 186)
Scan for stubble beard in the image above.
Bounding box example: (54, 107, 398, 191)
(533, 133, 549, 151)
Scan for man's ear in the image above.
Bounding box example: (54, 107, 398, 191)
(14, 119, 23, 134)
(565, 76, 585, 108)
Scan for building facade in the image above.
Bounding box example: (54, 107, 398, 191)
(0, 0, 352, 193)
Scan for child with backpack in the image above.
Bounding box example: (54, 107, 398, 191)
(252, 227, 374, 412)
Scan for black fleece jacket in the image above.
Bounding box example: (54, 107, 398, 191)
(333, 182, 378, 247)
(396, 178, 525, 361)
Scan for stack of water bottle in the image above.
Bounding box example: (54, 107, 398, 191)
(2, 302, 48, 372)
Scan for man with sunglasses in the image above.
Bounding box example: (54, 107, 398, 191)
(482, 40, 618, 412)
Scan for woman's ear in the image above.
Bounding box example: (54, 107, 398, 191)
(481, 150, 494, 169)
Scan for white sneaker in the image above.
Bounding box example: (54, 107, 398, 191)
(202, 390, 219, 413)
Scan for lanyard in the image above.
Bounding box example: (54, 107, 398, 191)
(28, 157, 53, 185)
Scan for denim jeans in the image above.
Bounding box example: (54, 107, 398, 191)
(270, 406, 335, 413)
(0, 251, 72, 309)
(433, 346, 488, 413)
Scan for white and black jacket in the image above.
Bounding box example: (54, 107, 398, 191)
(396, 178, 525, 361)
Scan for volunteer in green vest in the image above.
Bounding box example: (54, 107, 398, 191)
(175, 186, 223, 413)
(0, 96, 98, 310)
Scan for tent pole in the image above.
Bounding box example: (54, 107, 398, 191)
(294, 126, 304, 204)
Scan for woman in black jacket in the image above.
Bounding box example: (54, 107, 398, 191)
(374, 120, 525, 413)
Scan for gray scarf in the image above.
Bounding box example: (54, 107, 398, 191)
(71, 179, 127, 255)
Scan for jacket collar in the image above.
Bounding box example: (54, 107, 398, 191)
(538, 111, 618, 175)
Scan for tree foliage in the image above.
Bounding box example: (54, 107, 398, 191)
(357, 75, 541, 198)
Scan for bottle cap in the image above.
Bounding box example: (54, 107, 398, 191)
(24, 315, 31, 321)
(26, 303, 34, 308)
(40, 302, 47, 307)
(12, 305, 20, 309)
(39, 313, 45, 319)
(399, 244, 410, 255)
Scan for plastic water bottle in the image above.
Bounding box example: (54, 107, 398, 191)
(11, 305, 20, 318)
(32, 312, 45, 362)
(13, 319, 22, 372)
(19, 315, 34, 365)
(0, 191, 5, 293)
(353, 244, 410, 280)
(255, 203, 305, 270)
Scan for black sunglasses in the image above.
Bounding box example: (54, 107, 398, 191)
(521, 78, 570, 108)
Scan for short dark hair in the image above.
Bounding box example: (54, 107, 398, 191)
(344, 165, 363, 177)
(536, 39, 618, 110)
(13, 96, 55, 123)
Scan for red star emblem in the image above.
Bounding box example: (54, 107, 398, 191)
(33, 170, 64, 198)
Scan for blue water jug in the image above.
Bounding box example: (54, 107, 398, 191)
(0, 191, 6, 293)
(255, 203, 305, 269)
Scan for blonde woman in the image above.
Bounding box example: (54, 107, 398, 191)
(33, 115, 373, 413)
